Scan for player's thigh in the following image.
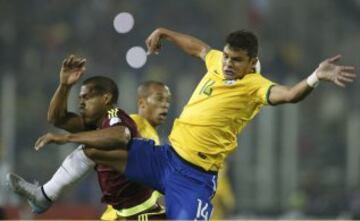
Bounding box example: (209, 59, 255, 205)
(84, 147, 128, 173)
(165, 185, 213, 220)
(124, 138, 167, 192)
(165, 171, 214, 220)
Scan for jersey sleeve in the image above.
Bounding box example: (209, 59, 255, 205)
(101, 108, 138, 136)
(101, 115, 123, 129)
(205, 49, 223, 77)
(253, 74, 277, 105)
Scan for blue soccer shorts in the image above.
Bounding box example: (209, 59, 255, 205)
(124, 138, 218, 220)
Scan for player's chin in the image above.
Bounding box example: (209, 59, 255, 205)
(156, 116, 166, 125)
(223, 73, 236, 80)
(83, 116, 94, 125)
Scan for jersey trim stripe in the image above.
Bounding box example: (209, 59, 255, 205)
(266, 84, 276, 105)
(116, 191, 160, 217)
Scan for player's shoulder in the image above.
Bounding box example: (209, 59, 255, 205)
(107, 107, 133, 119)
(101, 107, 141, 137)
(244, 72, 271, 83)
(130, 113, 141, 121)
(130, 114, 144, 128)
(101, 107, 130, 128)
(204, 49, 223, 78)
(205, 49, 223, 63)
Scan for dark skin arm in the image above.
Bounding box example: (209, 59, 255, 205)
(34, 126, 131, 151)
(47, 55, 87, 132)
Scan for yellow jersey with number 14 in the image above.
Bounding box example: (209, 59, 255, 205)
(169, 49, 275, 171)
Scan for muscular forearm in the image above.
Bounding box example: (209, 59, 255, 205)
(47, 84, 72, 125)
(65, 126, 130, 150)
(269, 80, 314, 105)
(159, 28, 209, 58)
(286, 80, 314, 103)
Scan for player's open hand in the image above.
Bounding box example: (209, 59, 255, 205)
(146, 28, 163, 55)
(34, 133, 68, 151)
(60, 54, 86, 86)
(316, 55, 356, 87)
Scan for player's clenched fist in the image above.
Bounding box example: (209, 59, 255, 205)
(145, 29, 162, 55)
(60, 54, 87, 86)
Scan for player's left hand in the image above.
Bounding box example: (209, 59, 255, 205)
(316, 55, 356, 87)
(34, 133, 68, 151)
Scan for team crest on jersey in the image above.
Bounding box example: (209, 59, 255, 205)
(224, 79, 236, 86)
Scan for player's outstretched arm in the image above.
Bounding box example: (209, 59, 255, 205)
(146, 28, 210, 60)
(34, 126, 131, 151)
(48, 55, 87, 132)
(268, 55, 356, 105)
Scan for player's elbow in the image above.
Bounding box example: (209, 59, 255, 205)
(47, 114, 59, 125)
(119, 127, 131, 146)
(111, 126, 132, 148)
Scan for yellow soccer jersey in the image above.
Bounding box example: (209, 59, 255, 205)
(130, 114, 160, 145)
(169, 49, 275, 171)
(101, 114, 161, 221)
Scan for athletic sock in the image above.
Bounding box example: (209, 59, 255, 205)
(42, 145, 95, 201)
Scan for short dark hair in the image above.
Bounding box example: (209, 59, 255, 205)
(82, 76, 119, 104)
(225, 30, 258, 58)
(137, 80, 166, 98)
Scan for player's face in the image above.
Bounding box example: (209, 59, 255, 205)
(79, 85, 108, 125)
(222, 45, 257, 80)
(140, 85, 171, 127)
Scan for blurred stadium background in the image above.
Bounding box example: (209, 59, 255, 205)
(0, 0, 359, 219)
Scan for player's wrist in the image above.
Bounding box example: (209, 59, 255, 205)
(59, 82, 73, 89)
(306, 69, 320, 88)
(63, 133, 72, 144)
(159, 28, 173, 41)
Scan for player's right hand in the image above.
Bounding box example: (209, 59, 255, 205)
(60, 54, 86, 86)
(146, 28, 163, 55)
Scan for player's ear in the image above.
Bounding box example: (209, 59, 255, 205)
(250, 57, 258, 67)
(250, 57, 258, 73)
(138, 97, 146, 109)
(104, 93, 113, 105)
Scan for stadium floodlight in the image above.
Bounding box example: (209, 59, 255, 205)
(113, 12, 134, 34)
(126, 46, 147, 69)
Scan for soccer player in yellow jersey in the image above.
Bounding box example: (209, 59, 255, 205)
(30, 28, 356, 220)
